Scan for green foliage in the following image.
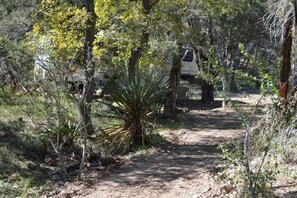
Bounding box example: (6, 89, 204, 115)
(135, 145, 153, 155)
(0, 0, 37, 40)
(97, 68, 168, 154)
(218, 94, 284, 197)
(260, 73, 278, 96)
(41, 120, 80, 152)
(27, 0, 88, 60)
(219, 144, 244, 167)
(279, 101, 297, 163)
(0, 37, 34, 83)
(237, 43, 279, 92)
(199, 44, 259, 93)
(93, 0, 188, 71)
(217, 66, 282, 196)
(0, 116, 53, 197)
(218, 141, 279, 197)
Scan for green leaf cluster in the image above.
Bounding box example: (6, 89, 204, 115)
(28, 0, 89, 60)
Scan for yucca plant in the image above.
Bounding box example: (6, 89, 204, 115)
(98, 68, 167, 154)
(41, 119, 81, 156)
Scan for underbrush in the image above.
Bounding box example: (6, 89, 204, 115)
(0, 116, 55, 197)
(218, 96, 297, 197)
(0, 92, 69, 197)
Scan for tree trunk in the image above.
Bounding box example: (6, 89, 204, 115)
(132, 120, 144, 146)
(168, 74, 177, 119)
(200, 15, 214, 105)
(279, 13, 293, 102)
(201, 80, 214, 104)
(127, 31, 149, 79)
(222, 74, 227, 108)
(78, 0, 96, 180)
(80, 0, 97, 135)
(127, 0, 160, 79)
(164, 45, 181, 119)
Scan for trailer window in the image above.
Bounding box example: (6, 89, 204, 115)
(181, 48, 194, 62)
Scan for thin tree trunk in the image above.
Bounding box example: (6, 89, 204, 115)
(279, 13, 293, 102)
(168, 74, 177, 119)
(78, 102, 88, 180)
(222, 74, 227, 108)
(164, 74, 177, 119)
(80, 0, 96, 135)
(78, 0, 97, 180)
(164, 45, 181, 119)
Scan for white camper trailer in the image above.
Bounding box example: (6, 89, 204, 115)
(181, 48, 199, 76)
(66, 67, 107, 94)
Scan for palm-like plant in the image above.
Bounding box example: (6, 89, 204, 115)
(98, 68, 167, 154)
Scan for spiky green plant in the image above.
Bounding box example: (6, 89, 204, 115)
(98, 68, 167, 154)
(41, 119, 80, 154)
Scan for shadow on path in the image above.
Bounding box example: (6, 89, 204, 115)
(100, 142, 221, 189)
(99, 102, 244, 189)
(157, 109, 242, 131)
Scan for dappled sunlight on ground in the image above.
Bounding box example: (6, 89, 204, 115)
(73, 101, 245, 198)
(46, 94, 282, 198)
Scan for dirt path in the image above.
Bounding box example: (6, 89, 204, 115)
(71, 105, 245, 198)
(44, 94, 297, 198)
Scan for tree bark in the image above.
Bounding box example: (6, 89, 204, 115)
(167, 74, 177, 119)
(201, 79, 214, 104)
(127, 31, 149, 79)
(279, 13, 293, 102)
(80, 0, 97, 135)
(164, 45, 181, 119)
(200, 15, 215, 104)
(197, 50, 214, 104)
(78, 0, 97, 180)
